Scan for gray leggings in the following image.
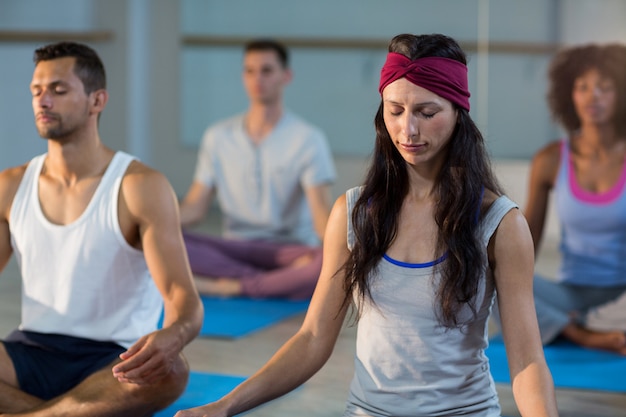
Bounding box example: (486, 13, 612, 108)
(532, 276, 626, 344)
(493, 276, 626, 344)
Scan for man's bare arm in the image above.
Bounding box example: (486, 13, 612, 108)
(304, 183, 332, 242)
(0, 166, 27, 273)
(112, 163, 203, 384)
(179, 181, 214, 228)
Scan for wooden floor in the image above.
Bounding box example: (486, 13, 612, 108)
(0, 241, 624, 416)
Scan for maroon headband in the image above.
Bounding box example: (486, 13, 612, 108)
(378, 52, 471, 111)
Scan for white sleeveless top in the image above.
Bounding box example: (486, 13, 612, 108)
(9, 152, 162, 348)
(344, 186, 517, 417)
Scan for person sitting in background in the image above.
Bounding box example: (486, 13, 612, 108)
(174, 33, 558, 417)
(523, 42, 626, 354)
(0, 41, 203, 416)
(179, 38, 336, 300)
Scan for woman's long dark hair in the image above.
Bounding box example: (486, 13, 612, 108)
(342, 33, 502, 328)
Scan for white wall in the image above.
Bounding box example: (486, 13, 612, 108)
(0, 0, 97, 170)
(559, 0, 626, 44)
(178, 0, 558, 158)
(1, 0, 626, 198)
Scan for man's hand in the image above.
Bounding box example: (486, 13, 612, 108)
(112, 327, 182, 385)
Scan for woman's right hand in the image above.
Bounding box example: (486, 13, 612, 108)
(174, 403, 226, 417)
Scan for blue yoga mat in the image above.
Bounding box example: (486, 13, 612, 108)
(161, 296, 310, 339)
(486, 336, 626, 392)
(154, 371, 246, 417)
(199, 296, 309, 339)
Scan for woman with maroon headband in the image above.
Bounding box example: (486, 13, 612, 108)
(175, 33, 558, 417)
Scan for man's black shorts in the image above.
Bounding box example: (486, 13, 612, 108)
(2, 329, 126, 399)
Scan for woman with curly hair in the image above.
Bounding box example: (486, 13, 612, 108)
(524, 42, 626, 354)
(176, 33, 558, 417)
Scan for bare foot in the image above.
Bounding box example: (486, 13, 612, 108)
(194, 276, 242, 297)
(290, 253, 314, 268)
(562, 323, 626, 355)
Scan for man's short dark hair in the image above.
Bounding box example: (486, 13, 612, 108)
(244, 38, 289, 69)
(34, 41, 106, 94)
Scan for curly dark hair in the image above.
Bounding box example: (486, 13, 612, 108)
(34, 41, 106, 94)
(341, 33, 502, 328)
(547, 43, 626, 136)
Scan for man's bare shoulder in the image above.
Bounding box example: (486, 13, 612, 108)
(120, 160, 176, 215)
(0, 163, 29, 218)
(123, 160, 171, 189)
(0, 163, 28, 182)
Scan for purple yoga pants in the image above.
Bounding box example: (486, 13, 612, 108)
(183, 231, 323, 300)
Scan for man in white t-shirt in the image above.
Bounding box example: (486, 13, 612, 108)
(180, 38, 336, 299)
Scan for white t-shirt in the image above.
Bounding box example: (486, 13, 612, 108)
(194, 110, 336, 246)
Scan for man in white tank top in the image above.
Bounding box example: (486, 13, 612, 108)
(0, 42, 203, 416)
